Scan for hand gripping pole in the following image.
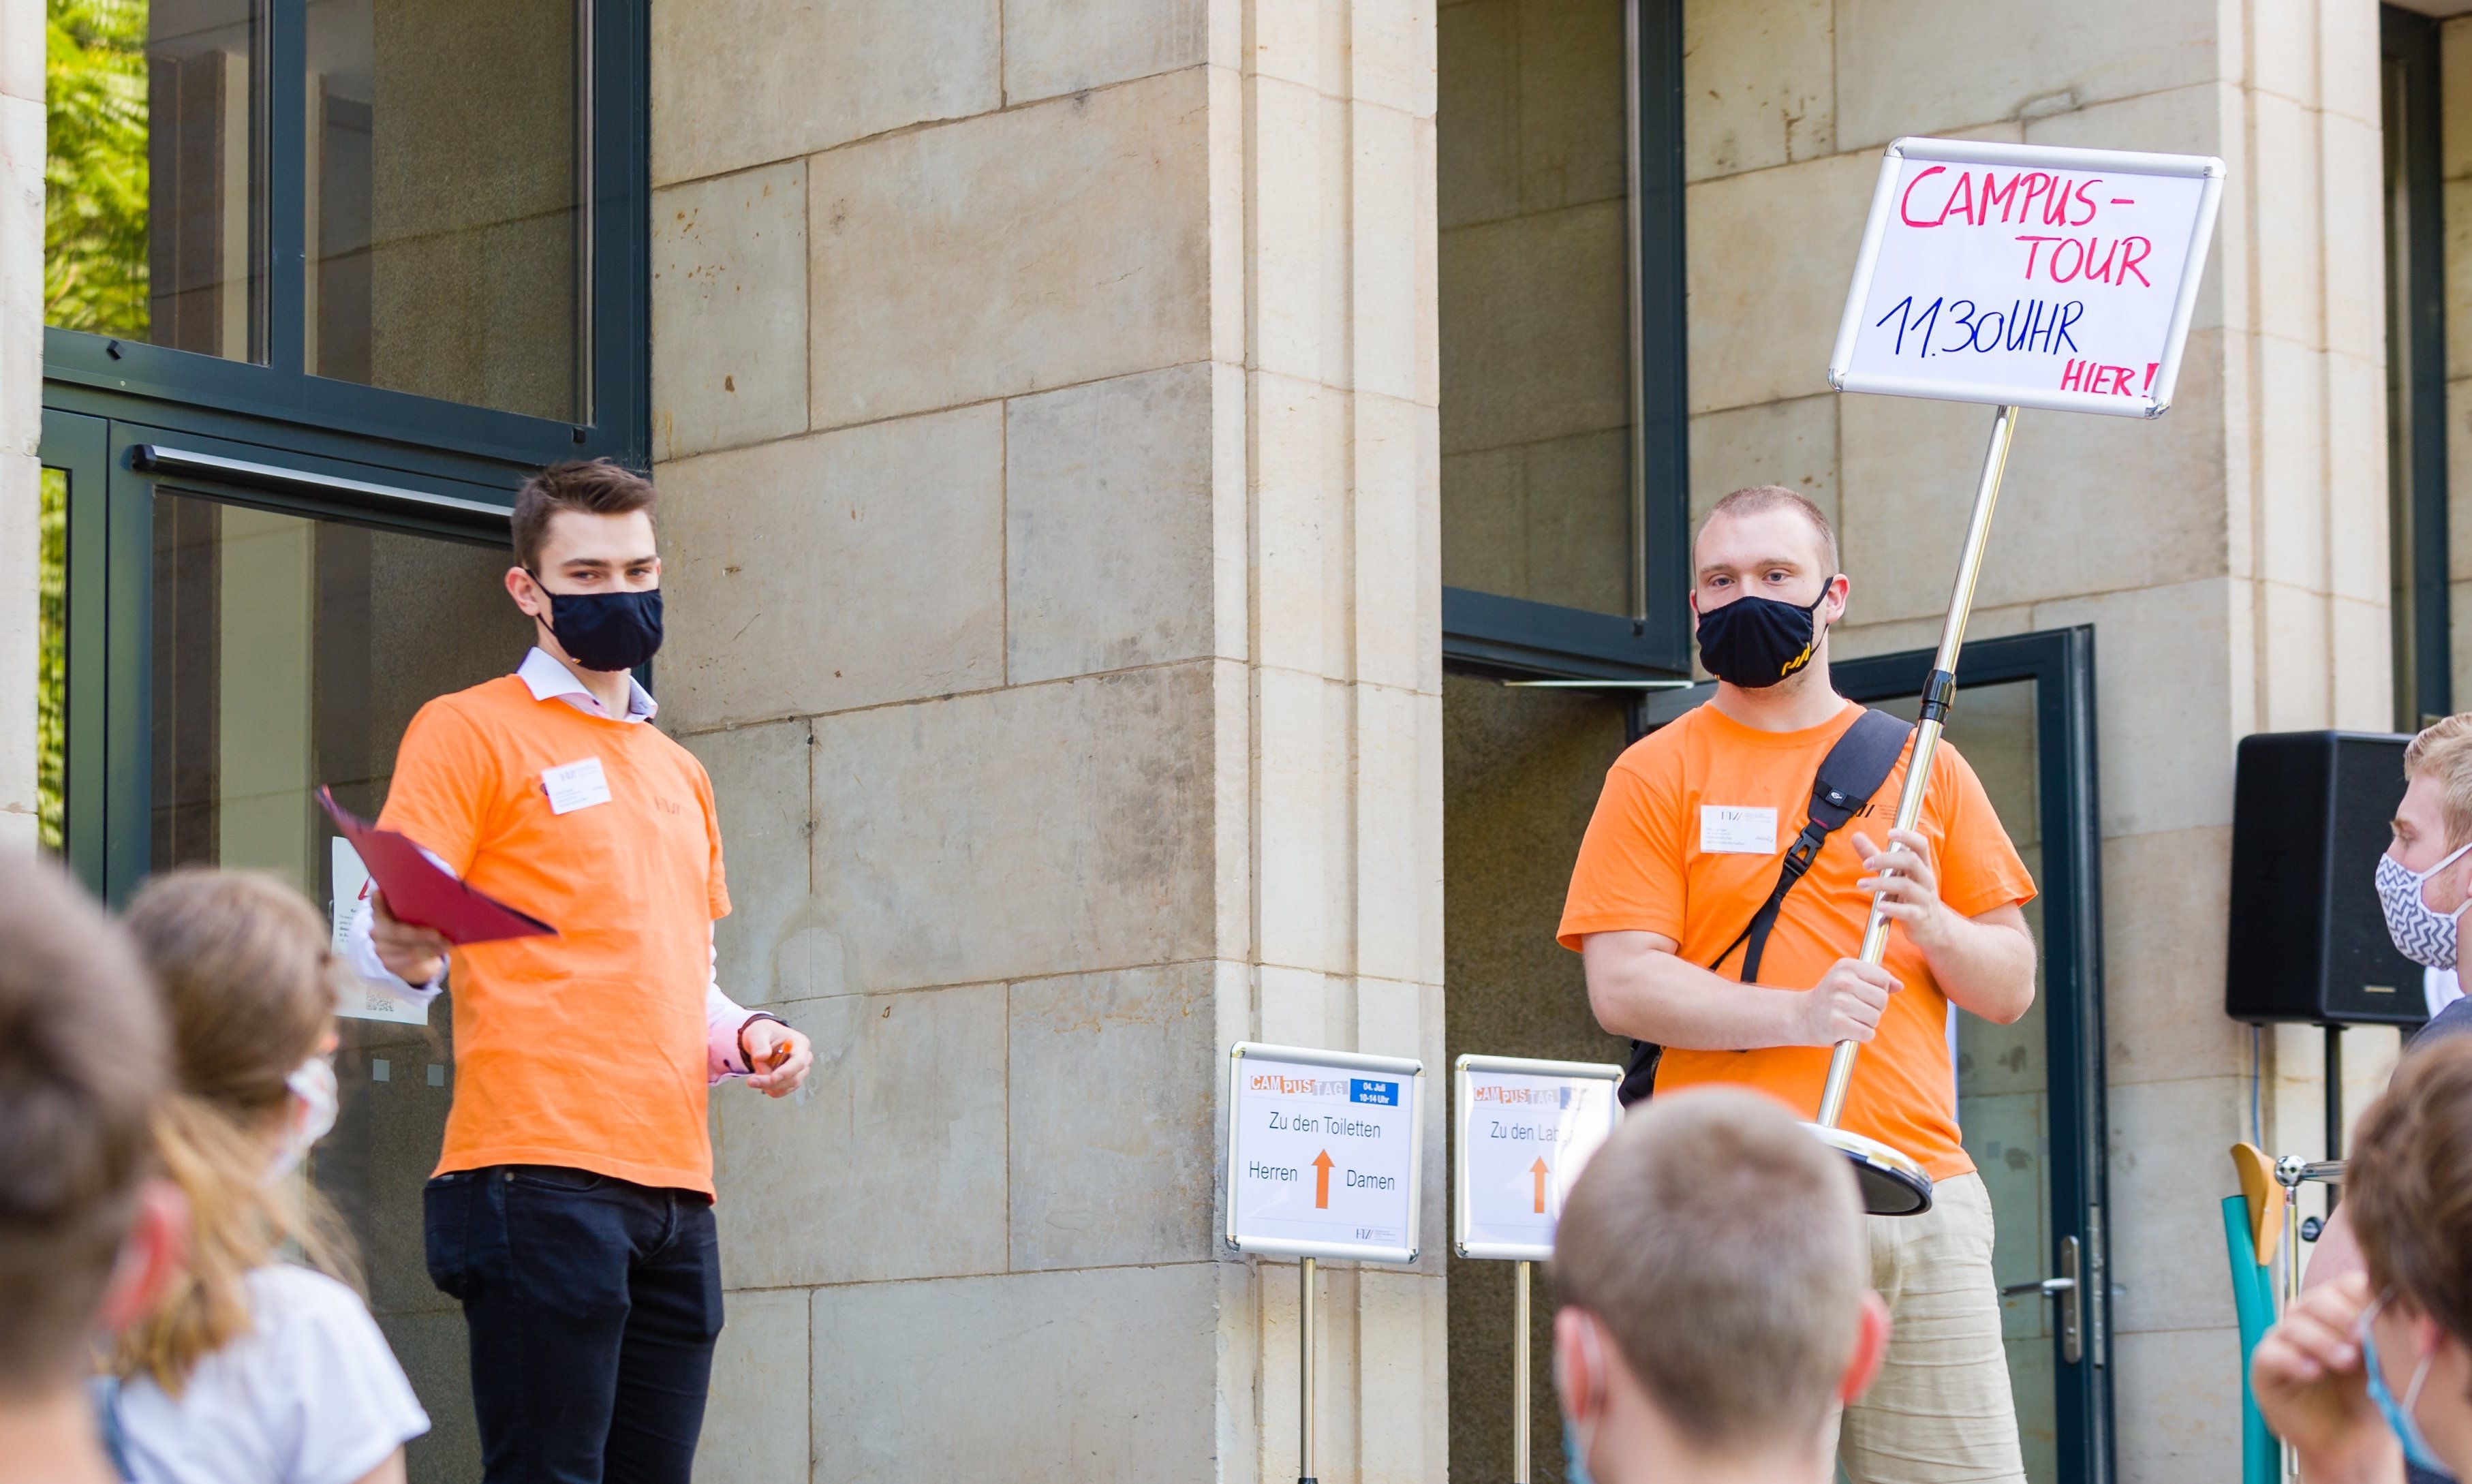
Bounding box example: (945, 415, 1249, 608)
(1814, 403, 2022, 1131)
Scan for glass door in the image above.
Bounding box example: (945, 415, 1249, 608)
(46, 412, 528, 1481)
(1836, 629, 2112, 1484)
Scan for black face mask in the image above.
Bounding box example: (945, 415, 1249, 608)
(1695, 583, 1833, 688)
(529, 575, 664, 673)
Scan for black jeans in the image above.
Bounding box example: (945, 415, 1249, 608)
(424, 1166, 724, 1484)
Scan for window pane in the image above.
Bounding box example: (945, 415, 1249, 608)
(1881, 679, 2059, 1484)
(44, 0, 266, 360)
(306, 0, 583, 421)
(148, 492, 527, 1481)
(1436, 0, 1635, 617)
(37, 468, 67, 854)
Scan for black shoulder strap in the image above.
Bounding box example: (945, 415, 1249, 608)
(1712, 707, 1913, 983)
(1620, 707, 1913, 1105)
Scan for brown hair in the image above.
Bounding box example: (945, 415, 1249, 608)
(0, 852, 167, 1396)
(1552, 1087, 1866, 1452)
(2349, 1036, 2472, 1342)
(114, 871, 352, 1393)
(511, 459, 659, 572)
(2405, 713, 2472, 852)
(1703, 484, 1840, 574)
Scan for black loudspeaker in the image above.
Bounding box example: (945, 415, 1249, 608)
(2226, 730, 2428, 1027)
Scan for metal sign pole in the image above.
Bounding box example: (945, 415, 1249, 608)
(1512, 1259, 1533, 1484)
(1299, 1256, 1318, 1484)
(1815, 403, 2022, 1130)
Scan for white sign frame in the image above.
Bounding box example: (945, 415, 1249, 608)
(1224, 1041, 1426, 1264)
(1827, 137, 2225, 419)
(1453, 1055, 1624, 1262)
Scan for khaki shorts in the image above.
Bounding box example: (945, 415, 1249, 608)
(1833, 1171, 2027, 1484)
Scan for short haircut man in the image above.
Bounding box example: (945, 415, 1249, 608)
(509, 457, 659, 575)
(0, 852, 181, 1483)
(1554, 1088, 1887, 1483)
(1705, 484, 1841, 572)
(1560, 484, 2040, 1482)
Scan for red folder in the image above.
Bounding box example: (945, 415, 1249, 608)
(319, 788, 557, 944)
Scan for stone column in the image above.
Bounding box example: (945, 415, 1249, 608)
(648, 1, 1442, 1479)
(1, 0, 40, 852)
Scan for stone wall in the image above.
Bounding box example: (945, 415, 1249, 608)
(646, 2, 1445, 1481)
(1, 0, 37, 852)
(1680, 1, 2392, 1479)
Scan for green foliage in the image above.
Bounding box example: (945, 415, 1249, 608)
(46, 0, 150, 339)
(37, 470, 66, 853)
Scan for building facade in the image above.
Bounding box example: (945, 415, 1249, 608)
(5, 0, 2463, 1481)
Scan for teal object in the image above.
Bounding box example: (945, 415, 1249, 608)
(2223, 1194, 2280, 1484)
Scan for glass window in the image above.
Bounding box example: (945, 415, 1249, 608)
(145, 492, 526, 1481)
(1883, 678, 2058, 1483)
(305, 0, 583, 420)
(44, 0, 266, 361)
(1438, 0, 1637, 619)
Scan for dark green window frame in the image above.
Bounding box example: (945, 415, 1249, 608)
(1440, 0, 1691, 681)
(44, 0, 651, 486)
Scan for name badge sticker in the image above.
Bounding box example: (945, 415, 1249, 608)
(1699, 805, 1777, 855)
(542, 757, 613, 815)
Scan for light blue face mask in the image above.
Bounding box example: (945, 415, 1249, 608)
(1562, 1416, 1596, 1484)
(2362, 1295, 2449, 1476)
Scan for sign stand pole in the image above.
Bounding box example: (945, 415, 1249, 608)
(1512, 1259, 1532, 1484)
(1816, 402, 2022, 1137)
(1299, 1256, 1318, 1484)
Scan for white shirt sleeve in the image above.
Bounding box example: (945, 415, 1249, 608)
(341, 847, 448, 1008)
(707, 930, 764, 1082)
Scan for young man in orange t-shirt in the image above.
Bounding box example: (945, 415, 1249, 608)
(347, 461, 814, 1484)
(1559, 485, 2039, 1484)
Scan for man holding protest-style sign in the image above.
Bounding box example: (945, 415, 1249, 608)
(1562, 138, 2221, 1483)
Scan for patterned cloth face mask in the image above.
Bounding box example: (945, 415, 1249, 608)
(2377, 841, 2472, 969)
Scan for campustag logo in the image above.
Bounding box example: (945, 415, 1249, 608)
(1473, 1085, 1577, 1108)
(1251, 1073, 1350, 1098)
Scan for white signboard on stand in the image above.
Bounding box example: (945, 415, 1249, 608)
(1453, 1055, 1624, 1261)
(1225, 1042, 1425, 1263)
(1829, 138, 2225, 418)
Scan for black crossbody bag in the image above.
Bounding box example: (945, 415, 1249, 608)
(1618, 707, 1914, 1106)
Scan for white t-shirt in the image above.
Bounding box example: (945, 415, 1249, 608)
(116, 1264, 429, 1484)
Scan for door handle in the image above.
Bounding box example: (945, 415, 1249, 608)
(1998, 1235, 2083, 1364)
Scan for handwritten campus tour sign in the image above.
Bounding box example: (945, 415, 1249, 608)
(1829, 138, 2225, 418)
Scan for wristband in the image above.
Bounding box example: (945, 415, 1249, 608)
(737, 1012, 788, 1070)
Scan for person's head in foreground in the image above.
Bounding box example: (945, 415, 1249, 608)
(1553, 1087, 1890, 1484)
(2254, 1037, 2472, 1482)
(0, 852, 182, 1484)
(112, 869, 353, 1393)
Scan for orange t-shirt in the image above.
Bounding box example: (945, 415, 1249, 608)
(379, 676, 732, 1195)
(1557, 699, 2035, 1181)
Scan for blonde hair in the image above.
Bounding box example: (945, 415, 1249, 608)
(2406, 714, 2472, 851)
(1551, 1087, 1866, 1452)
(112, 870, 355, 1394)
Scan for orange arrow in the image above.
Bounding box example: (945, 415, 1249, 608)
(1530, 1158, 1550, 1215)
(1313, 1151, 1335, 1209)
